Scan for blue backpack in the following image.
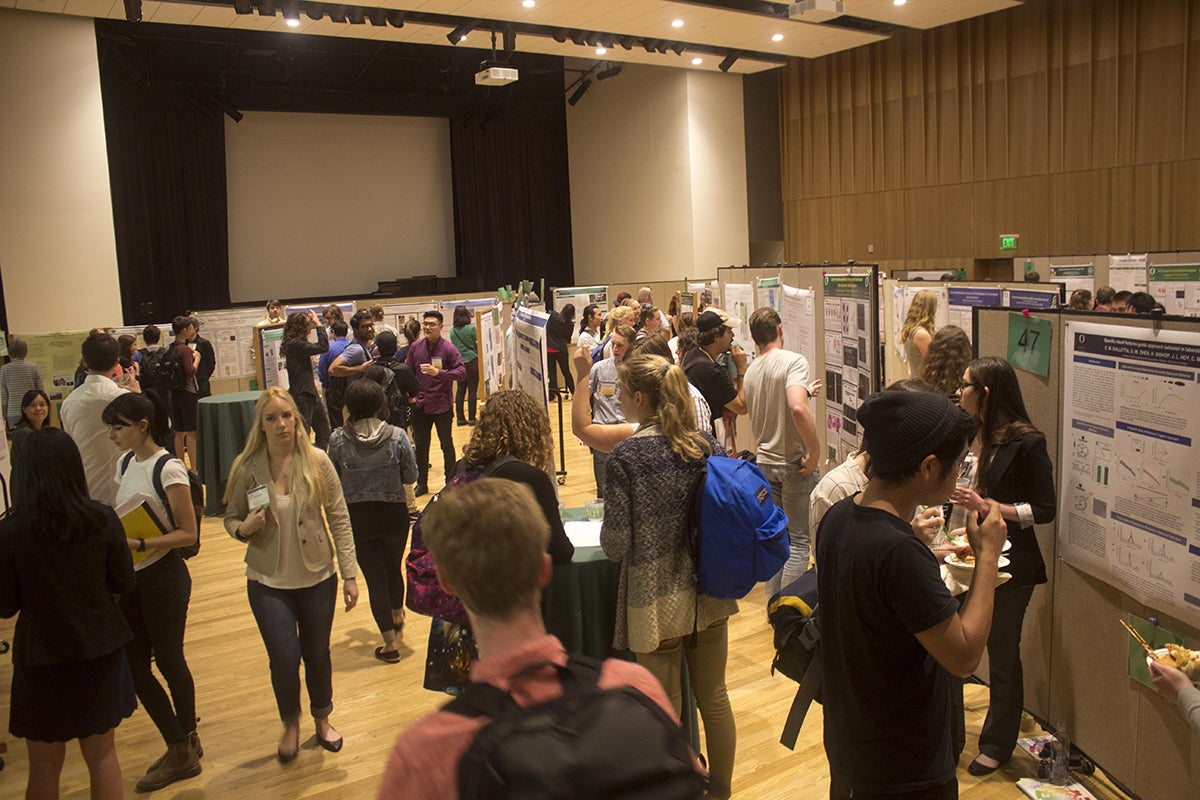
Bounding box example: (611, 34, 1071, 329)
(688, 455, 789, 600)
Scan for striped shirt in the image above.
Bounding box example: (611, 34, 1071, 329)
(0, 360, 44, 429)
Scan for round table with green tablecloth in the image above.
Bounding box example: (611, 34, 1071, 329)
(196, 391, 261, 514)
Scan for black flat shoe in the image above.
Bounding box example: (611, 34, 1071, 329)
(414, 484, 428, 498)
(316, 734, 343, 753)
(966, 756, 1004, 776)
(375, 646, 401, 663)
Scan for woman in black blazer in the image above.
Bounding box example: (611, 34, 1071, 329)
(953, 356, 1056, 775)
(0, 428, 136, 800)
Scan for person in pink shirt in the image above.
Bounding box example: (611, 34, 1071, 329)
(377, 478, 701, 800)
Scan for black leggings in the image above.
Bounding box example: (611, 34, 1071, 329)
(348, 502, 411, 637)
(412, 408, 456, 487)
(121, 551, 196, 745)
(294, 391, 331, 450)
(455, 358, 479, 422)
(547, 350, 574, 394)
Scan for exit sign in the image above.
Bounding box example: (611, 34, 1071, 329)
(999, 234, 1020, 250)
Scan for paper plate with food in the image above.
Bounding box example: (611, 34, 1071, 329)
(944, 552, 1010, 570)
(946, 528, 1011, 552)
(1148, 644, 1200, 684)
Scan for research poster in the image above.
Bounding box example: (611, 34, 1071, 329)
(1059, 320, 1200, 624)
(1109, 254, 1148, 295)
(194, 307, 270, 379)
(381, 301, 439, 336)
(285, 301, 354, 321)
(256, 324, 288, 391)
(477, 301, 504, 398)
(756, 277, 783, 314)
(782, 283, 819, 426)
(946, 286, 1004, 339)
(1147, 264, 1200, 318)
(1048, 264, 1095, 296)
(511, 306, 550, 408)
(551, 286, 608, 343)
(823, 274, 874, 464)
(1005, 288, 1060, 310)
(723, 283, 754, 339)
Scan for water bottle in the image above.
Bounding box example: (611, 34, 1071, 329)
(1050, 720, 1072, 785)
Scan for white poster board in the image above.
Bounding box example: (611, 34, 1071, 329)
(380, 301, 440, 337)
(551, 286, 608, 343)
(1059, 320, 1200, 625)
(755, 277, 782, 313)
(723, 283, 754, 339)
(781, 283, 819, 423)
(1108, 254, 1148, 294)
(1049, 264, 1095, 296)
(1147, 264, 1200, 317)
(256, 324, 288, 391)
(194, 307, 271, 380)
(478, 301, 505, 398)
(511, 306, 550, 408)
(946, 286, 1005, 338)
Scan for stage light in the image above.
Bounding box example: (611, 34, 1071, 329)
(568, 78, 591, 106)
(671, 42, 685, 56)
(597, 62, 622, 80)
(123, 0, 141, 21)
(447, 20, 478, 44)
(233, 0, 252, 14)
(387, 10, 405, 27)
(719, 53, 739, 72)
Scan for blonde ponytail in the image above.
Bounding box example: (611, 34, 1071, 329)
(619, 355, 710, 462)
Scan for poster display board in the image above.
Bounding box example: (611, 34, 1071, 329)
(822, 274, 875, 463)
(890, 285, 949, 364)
(285, 301, 354, 320)
(723, 283, 754, 339)
(510, 306, 550, 407)
(551, 286, 608, 344)
(193, 307, 271, 380)
(254, 324, 288, 391)
(1108, 254, 1148, 294)
(1059, 320, 1200, 624)
(1006, 288, 1061, 310)
(946, 287, 1004, 332)
(755, 277, 782, 313)
(1147, 264, 1200, 317)
(1049, 264, 1095, 296)
(780, 284, 817, 371)
(477, 301, 505, 398)
(380, 301, 439, 336)
(24, 329, 89, 400)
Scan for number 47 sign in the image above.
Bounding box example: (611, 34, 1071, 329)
(1006, 312, 1052, 377)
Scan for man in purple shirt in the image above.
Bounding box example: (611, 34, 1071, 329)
(405, 309, 466, 496)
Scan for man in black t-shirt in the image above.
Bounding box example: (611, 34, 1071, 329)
(681, 308, 746, 435)
(816, 390, 1006, 799)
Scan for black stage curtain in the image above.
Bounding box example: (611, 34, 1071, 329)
(100, 74, 231, 324)
(450, 114, 573, 294)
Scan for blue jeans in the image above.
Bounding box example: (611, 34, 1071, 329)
(246, 576, 337, 724)
(760, 464, 817, 599)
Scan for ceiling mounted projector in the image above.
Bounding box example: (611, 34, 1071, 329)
(475, 63, 519, 86)
(788, 0, 845, 22)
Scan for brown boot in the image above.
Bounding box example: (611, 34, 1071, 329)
(136, 740, 201, 792)
(144, 731, 202, 775)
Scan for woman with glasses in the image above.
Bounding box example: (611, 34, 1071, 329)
(952, 356, 1056, 776)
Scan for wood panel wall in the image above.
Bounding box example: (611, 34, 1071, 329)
(782, 0, 1200, 264)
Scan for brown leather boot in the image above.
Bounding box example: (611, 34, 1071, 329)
(136, 739, 201, 792)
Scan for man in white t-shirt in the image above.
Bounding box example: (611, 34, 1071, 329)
(743, 307, 821, 598)
(60, 332, 131, 507)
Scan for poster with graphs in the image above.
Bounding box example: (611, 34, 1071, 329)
(1059, 320, 1200, 623)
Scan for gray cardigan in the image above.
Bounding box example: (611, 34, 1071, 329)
(223, 448, 357, 581)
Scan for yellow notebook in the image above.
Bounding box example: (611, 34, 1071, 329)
(115, 493, 169, 566)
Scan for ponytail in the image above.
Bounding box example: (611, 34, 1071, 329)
(618, 355, 710, 462)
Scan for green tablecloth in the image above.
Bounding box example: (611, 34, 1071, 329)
(196, 391, 261, 515)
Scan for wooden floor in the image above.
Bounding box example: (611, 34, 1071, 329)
(0, 396, 1131, 799)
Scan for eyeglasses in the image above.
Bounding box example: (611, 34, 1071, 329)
(958, 380, 981, 392)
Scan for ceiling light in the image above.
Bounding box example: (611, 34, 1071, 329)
(671, 19, 683, 28)
(595, 47, 606, 55)
(447, 20, 478, 45)
(894, 0, 907, 4)
(718, 53, 739, 72)
(772, 33, 784, 42)
(286, 18, 299, 26)
(691, 57, 703, 65)
(523, 0, 535, 6)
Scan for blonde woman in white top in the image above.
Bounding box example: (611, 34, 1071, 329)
(223, 388, 358, 763)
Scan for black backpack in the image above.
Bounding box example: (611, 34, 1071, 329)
(119, 451, 204, 559)
(444, 655, 707, 800)
(767, 568, 823, 750)
(137, 348, 171, 394)
(372, 356, 418, 428)
(158, 344, 188, 392)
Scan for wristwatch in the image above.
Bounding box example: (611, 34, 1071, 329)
(137, 538, 147, 552)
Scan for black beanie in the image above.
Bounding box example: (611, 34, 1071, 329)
(857, 391, 969, 474)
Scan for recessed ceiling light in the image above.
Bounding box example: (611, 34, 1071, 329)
(286, 18, 299, 26)
(671, 19, 684, 28)
(522, 0, 535, 7)
(772, 33, 783, 42)
(691, 57, 703, 65)
(893, 0, 906, 5)
(595, 47, 607, 55)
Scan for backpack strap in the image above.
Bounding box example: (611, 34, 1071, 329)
(442, 654, 604, 720)
(779, 647, 822, 750)
(150, 452, 180, 530)
(119, 450, 136, 477)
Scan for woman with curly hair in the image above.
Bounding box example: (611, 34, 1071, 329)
(918, 325, 973, 400)
(601, 354, 737, 799)
(282, 310, 331, 449)
(458, 390, 574, 564)
(900, 289, 938, 378)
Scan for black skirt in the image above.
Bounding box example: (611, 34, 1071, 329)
(10, 648, 137, 742)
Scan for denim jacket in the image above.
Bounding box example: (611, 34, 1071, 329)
(327, 420, 418, 504)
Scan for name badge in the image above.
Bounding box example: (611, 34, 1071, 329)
(599, 381, 617, 397)
(247, 484, 270, 510)
(431, 357, 444, 369)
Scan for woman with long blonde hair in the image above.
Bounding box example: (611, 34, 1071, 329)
(900, 289, 938, 378)
(600, 354, 738, 799)
(223, 388, 358, 763)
